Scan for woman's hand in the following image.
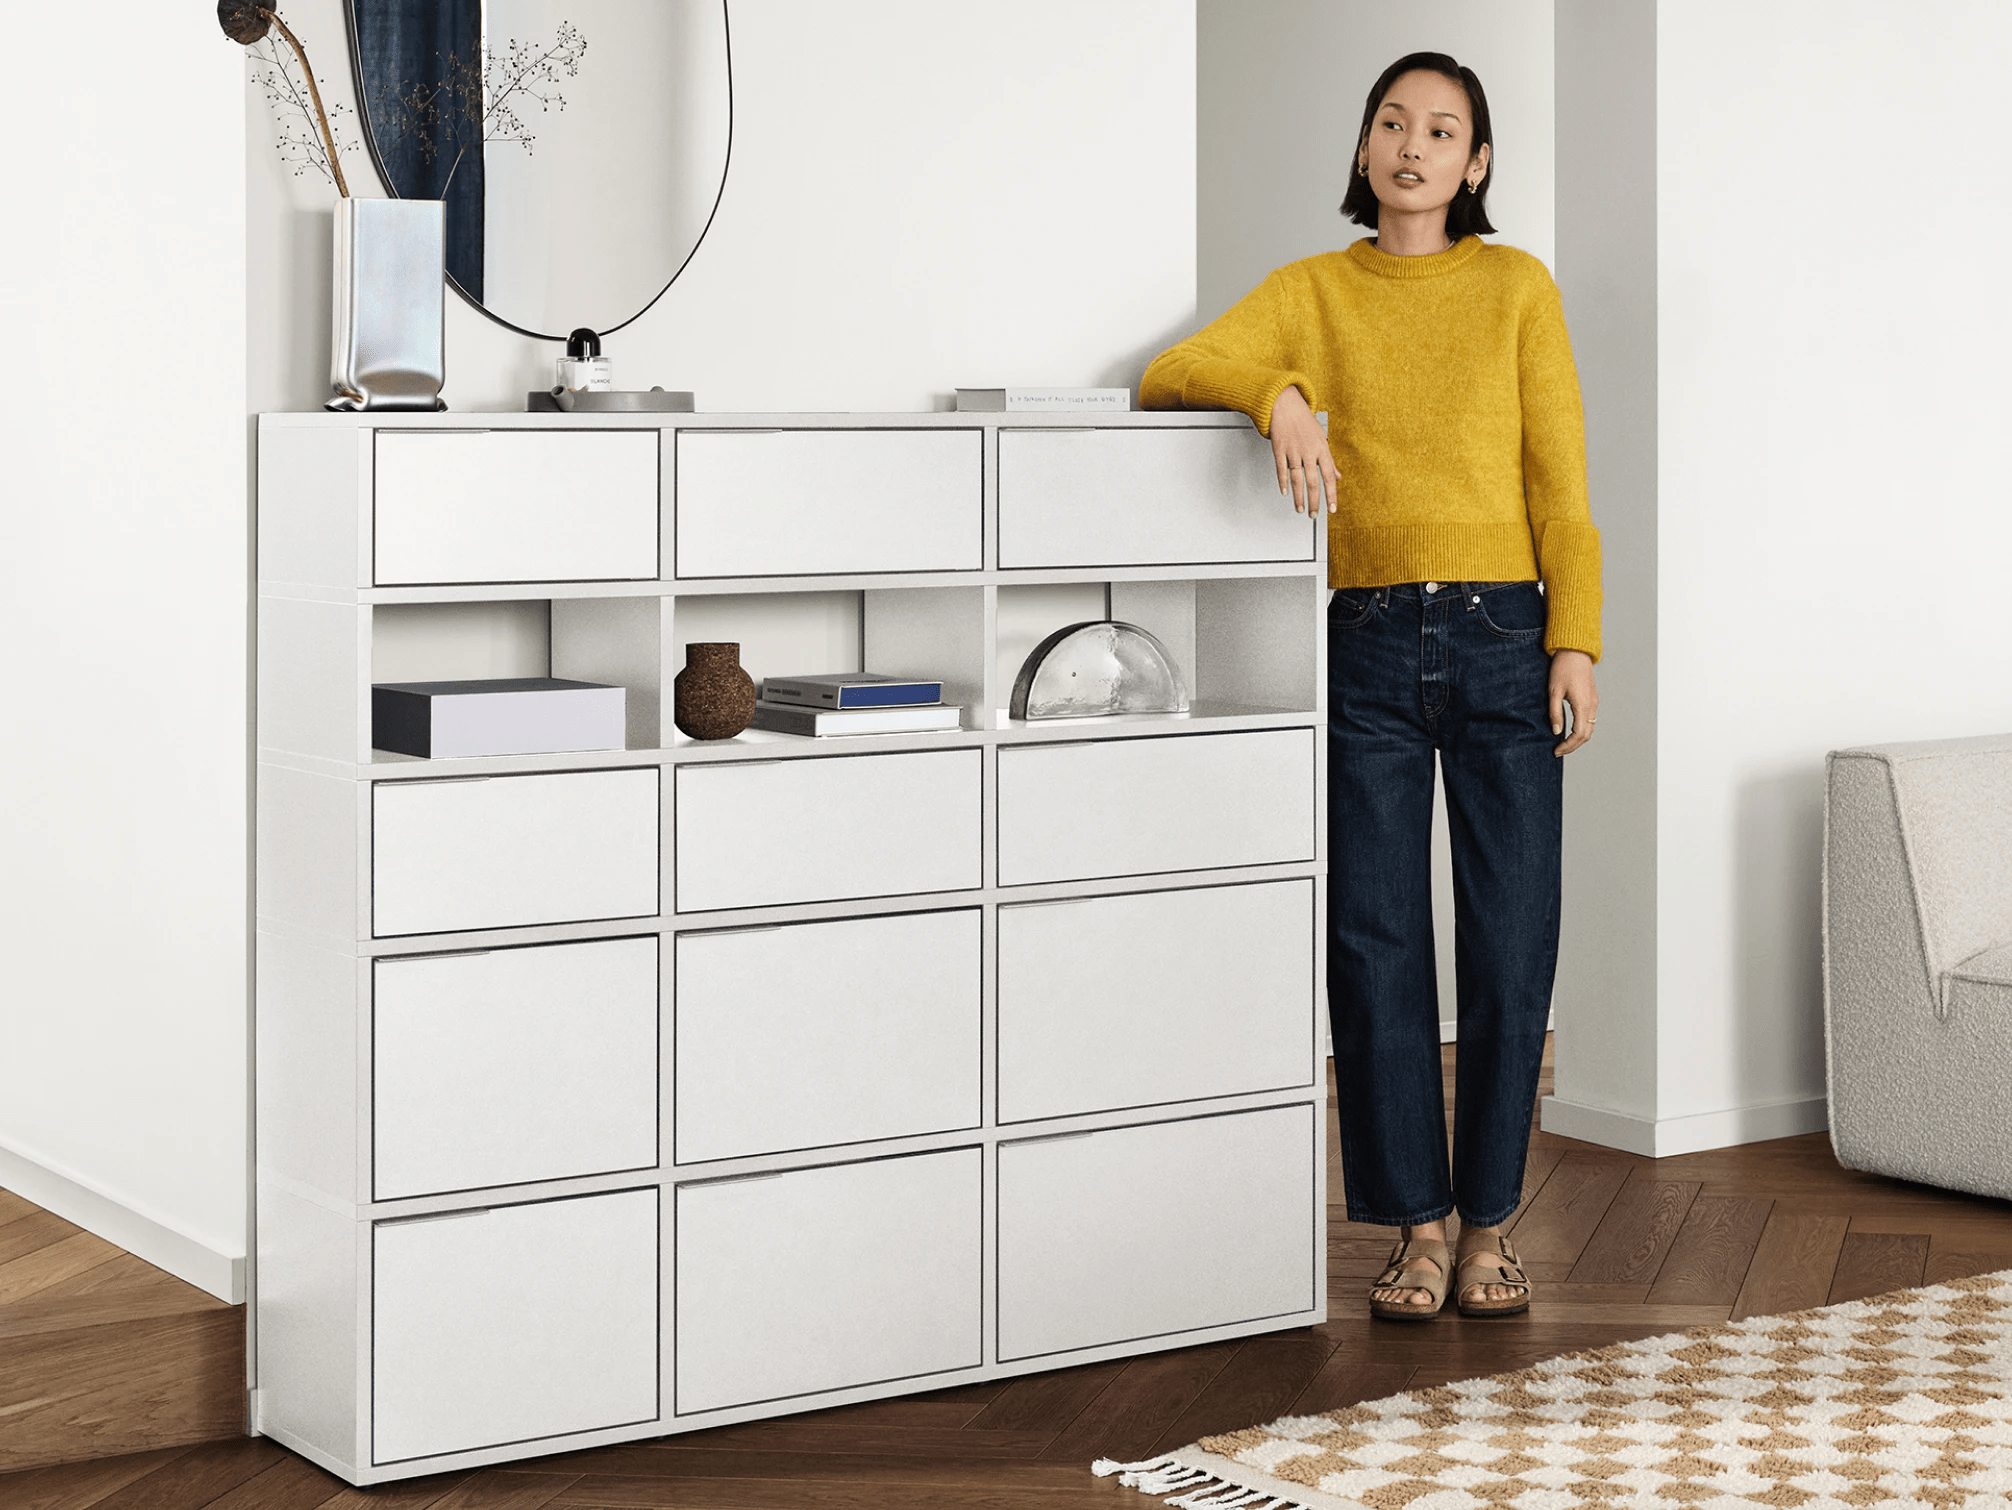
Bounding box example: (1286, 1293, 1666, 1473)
(1269, 384, 1338, 516)
(1549, 650, 1598, 756)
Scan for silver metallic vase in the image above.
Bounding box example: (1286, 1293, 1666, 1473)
(328, 198, 446, 412)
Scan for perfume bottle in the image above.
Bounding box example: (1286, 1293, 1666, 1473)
(556, 328, 613, 392)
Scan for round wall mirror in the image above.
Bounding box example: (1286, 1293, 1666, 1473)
(345, 0, 732, 340)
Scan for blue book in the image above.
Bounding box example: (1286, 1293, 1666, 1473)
(761, 673, 945, 710)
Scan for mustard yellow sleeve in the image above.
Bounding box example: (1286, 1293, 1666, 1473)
(1518, 279, 1603, 662)
(1140, 271, 1319, 438)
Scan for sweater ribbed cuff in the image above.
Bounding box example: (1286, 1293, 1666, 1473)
(1537, 519, 1603, 662)
(1180, 360, 1316, 436)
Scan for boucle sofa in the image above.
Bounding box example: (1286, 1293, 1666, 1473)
(1824, 733, 2012, 1200)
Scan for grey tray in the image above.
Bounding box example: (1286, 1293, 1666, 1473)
(526, 387, 697, 413)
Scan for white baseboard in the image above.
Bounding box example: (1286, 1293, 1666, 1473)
(0, 1135, 243, 1303)
(1540, 1092, 1829, 1159)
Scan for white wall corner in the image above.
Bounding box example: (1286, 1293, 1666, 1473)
(1540, 1091, 1828, 1160)
(0, 1137, 245, 1304)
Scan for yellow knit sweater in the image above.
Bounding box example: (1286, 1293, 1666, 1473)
(1141, 236, 1602, 661)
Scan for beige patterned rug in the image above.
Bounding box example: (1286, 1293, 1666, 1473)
(1094, 1271, 2012, 1509)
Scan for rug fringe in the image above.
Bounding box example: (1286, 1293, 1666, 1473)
(1091, 1455, 1305, 1509)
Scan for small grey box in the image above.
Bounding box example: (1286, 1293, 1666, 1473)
(372, 678, 627, 758)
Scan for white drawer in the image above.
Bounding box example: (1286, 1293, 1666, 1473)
(996, 730, 1314, 886)
(674, 429, 982, 577)
(373, 1188, 657, 1463)
(997, 1107, 1315, 1361)
(675, 750, 980, 912)
(998, 881, 1313, 1123)
(675, 1149, 981, 1413)
(998, 427, 1314, 568)
(373, 768, 659, 937)
(676, 911, 979, 1162)
(374, 937, 658, 1199)
(374, 431, 658, 585)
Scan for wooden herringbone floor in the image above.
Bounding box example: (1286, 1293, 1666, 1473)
(6, 1042, 2011, 1508)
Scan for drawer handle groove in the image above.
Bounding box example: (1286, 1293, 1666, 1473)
(685, 1170, 787, 1188)
(379, 1207, 492, 1226)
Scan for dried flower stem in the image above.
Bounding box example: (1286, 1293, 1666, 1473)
(262, 8, 348, 197)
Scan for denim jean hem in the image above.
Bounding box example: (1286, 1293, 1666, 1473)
(1345, 1200, 1457, 1228)
(1457, 1202, 1523, 1230)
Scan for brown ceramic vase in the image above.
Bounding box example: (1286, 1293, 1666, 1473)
(674, 642, 757, 740)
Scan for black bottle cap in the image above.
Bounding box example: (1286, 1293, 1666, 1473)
(566, 328, 601, 358)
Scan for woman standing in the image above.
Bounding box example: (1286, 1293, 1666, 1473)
(1142, 52, 1599, 1319)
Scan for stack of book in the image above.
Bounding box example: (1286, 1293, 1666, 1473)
(751, 674, 964, 737)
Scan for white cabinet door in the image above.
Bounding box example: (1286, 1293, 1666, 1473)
(997, 1107, 1314, 1361)
(373, 1188, 657, 1463)
(996, 730, 1314, 886)
(998, 881, 1313, 1123)
(675, 1149, 982, 1414)
(374, 936, 658, 1199)
(675, 429, 982, 577)
(998, 427, 1314, 568)
(676, 911, 979, 1163)
(373, 768, 659, 937)
(374, 431, 658, 585)
(675, 750, 980, 912)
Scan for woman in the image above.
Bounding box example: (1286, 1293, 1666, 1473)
(1142, 52, 1599, 1319)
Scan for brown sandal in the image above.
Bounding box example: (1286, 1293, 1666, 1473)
(1455, 1230, 1531, 1317)
(1368, 1232, 1451, 1321)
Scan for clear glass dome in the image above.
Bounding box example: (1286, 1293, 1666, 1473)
(1010, 621, 1190, 720)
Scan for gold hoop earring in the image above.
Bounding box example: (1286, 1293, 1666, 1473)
(1357, 161, 1368, 177)
(1466, 178, 1480, 194)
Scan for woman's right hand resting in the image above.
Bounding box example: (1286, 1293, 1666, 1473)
(1270, 384, 1338, 516)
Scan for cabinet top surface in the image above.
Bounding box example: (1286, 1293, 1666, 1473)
(256, 410, 1260, 433)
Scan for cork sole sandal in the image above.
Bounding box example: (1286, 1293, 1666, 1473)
(1455, 1232, 1531, 1317)
(1368, 1234, 1451, 1321)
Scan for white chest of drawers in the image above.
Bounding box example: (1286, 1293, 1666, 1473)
(253, 410, 1328, 1485)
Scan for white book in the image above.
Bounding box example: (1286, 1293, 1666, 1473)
(749, 701, 964, 737)
(372, 677, 626, 759)
(955, 387, 1131, 412)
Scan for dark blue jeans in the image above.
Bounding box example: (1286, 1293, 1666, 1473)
(1327, 580, 1562, 1228)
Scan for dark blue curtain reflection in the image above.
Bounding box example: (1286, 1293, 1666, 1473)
(354, 0, 486, 301)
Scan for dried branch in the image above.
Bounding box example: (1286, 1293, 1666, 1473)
(376, 21, 587, 196)
(221, 2, 352, 197)
(249, 36, 358, 190)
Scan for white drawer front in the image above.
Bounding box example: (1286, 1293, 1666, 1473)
(998, 1107, 1314, 1361)
(998, 427, 1314, 568)
(373, 1188, 657, 1463)
(373, 768, 659, 937)
(675, 1149, 981, 1413)
(999, 881, 1313, 1123)
(374, 937, 658, 1199)
(996, 730, 1314, 886)
(675, 429, 982, 577)
(675, 750, 980, 912)
(374, 431, 658, 585)
(676, 911, 979, 1162)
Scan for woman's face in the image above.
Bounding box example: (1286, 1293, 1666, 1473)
(1357, 69, 1490, 217)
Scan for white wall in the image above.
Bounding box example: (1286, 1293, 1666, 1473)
(0, 11, 248, 1297)
(1548, 0, 2012, 1155)
(1197, 0, 1555, 1039)
(253, 0, 1198, 415)
(1654, 0, 2012, 1126)
(1548, 0, 1659, 1133)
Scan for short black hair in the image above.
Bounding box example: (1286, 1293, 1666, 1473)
(1340, 52, 1496, 238)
